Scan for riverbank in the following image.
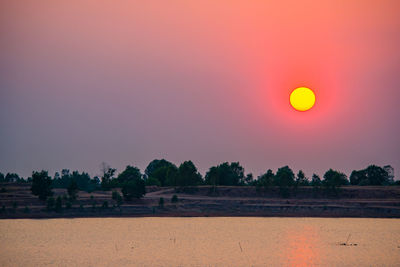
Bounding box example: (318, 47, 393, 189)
(1, 184, 400, 219)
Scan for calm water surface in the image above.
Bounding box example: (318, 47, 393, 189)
(0, 217, 399, 266)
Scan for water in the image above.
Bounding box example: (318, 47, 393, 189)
(0, 217, 399, 266)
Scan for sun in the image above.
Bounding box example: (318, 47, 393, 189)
(290, 87, 316, 111)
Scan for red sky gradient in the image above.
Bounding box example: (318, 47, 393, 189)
(1, 0, 399, 178)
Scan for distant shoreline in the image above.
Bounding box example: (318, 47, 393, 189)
(1, 184, 400, 219)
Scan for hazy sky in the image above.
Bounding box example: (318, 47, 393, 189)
(1, 0, 399, 179)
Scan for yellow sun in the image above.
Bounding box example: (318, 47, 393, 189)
(290, 87, 316, 111)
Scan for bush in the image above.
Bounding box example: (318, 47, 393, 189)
(47, 197, 55, 211)
(31, 170, 53, 200)
(23, 206, 30, 213)
(112, 191, 123, 207)
(121, 179, 146, 201)
(159, 197, 164, 208)
(171, 195, 178, 203)
(102, 201, 109, 209)
(55, 196, 63, 212)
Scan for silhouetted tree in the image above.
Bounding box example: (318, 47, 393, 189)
(0, 172, 5, 183)
(158, 197, 164, 208)
(257, 169, 275, 190)
(145, 159, 178, 186)
(119, 166, 146, 201)
(244, 173, 254, 185)
(55, 196, 63, 212)
(5, 173, 21, 183)
(295, 170, 309, 186)
(31, 170, 53, 200)
(311, 174, 322, 187)
(275, 166, 295, 197)
(117, 165, 142, 184)
(323, 169, 348, 194)
(100, 163, 116, 190)
(171, 194, 178, 203)
(112, 191, 123, 207)
(46, 197, 55, 211)
(67, 179, 78, 200)
(350, 165, 391, 186)
(205, 162, 244, 186)
(177, 161, 203, 187)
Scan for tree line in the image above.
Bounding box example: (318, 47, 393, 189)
(0, 160, 396, 202)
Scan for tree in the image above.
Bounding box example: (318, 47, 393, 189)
(55, 196, 63, 212)
(257, 169, 275, 189)
(121, 179, 146, 200)
(31, 170, 53, 200)
(67, 179, 79, 200)
(117, 165, 146, 200)
(112, 191, 123, 207)
(349, 165, 390, 186)
(5, 173, 20, 183)
(158, 197, 164, 208)
(244, 173, 254, 185)
(311, 174, 322, 187)
(0, 172, 5, 182)
(100, 163, 116, 190)
(364, 165, 390, 185)
(323, 169, 348, 193)
(204, 162, 245, 186)
(145, 159, 177, 186)
(295, 170, 309, 186)
(275, 166, 295, 197)
(177, 161, 203, 187)
(117, 165, 142, 184)
(171, 195, 178, 203)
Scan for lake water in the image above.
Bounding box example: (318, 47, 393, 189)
(0, 217, 399, 266)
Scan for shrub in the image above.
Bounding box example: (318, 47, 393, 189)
(159, 197, 164, 208)
(47, 197, 55, 211)
(55, 196, 63, 212)
(171, 195, 178, 203)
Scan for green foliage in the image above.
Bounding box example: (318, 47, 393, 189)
(0, 187, 6, 193)
(158, 197, 164, 208)
(55, 196, 63, 212)
(117, 165, 142, 184)
(311, 174, 322, 187)
(295, 170, 309, 186)
(31, 170, 53, 200)
(121, 179, 146, 200)
(177, 161, 203, 187)
(350, 165, 390, 185)
(205, 162, 245, 186)
(145, 176, 161, 186)
(244, 173, 254, 185)
(102, 201, 109, 209)
(323, 169, 348, 194)
(112, 191, 123, 207)
(171, 194, 178, 203)
(52, 169, 97, 192)
(0, 172, 4, 182)
(257, 169, 275, 189)
(100, 163, 117, 190)
(67, 179, 79, 200)
(47, 197, 55, 211)
(274, 166, 295, 197)
(65, 201, 72, 209)
(23, 206, 30, 213)
(145, 159, 178, 186)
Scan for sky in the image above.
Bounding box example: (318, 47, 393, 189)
(1, 0, 399, 179)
